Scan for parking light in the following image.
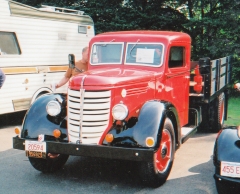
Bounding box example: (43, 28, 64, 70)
(53, 129, 61, 138)
(15, 127, 21, 135)
(146, 137, 155, 147)
(105, 134, 114, 143)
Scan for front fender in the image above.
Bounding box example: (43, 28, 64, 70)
(107, 100, 179, 148)
(214, 127, 240, 165)
(21, 93, 67, 141)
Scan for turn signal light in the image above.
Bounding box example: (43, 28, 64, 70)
(53, 129, 61, 138)
(146, 137, 155, 147)
(105, 134, 114, 143)
(15, 127, 20, 135)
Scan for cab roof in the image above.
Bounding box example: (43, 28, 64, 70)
(93, 30, 191, 43)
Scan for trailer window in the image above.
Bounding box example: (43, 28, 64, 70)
(168, 47, 185, 68)
(0, 32, 21, 55)
(78, 26, 87, 34)
(90, 42, 124, 65)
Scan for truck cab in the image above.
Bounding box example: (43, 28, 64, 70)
(68, 31, 192, 145)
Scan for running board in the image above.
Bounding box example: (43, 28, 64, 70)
(181, 126, 198, 144)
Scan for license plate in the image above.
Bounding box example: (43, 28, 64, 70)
(26, 151, 46, 159)
(221, 161, 240, 178)
(25, 141, 46, 159)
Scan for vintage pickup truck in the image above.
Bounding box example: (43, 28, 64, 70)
(13, 30, 231, 187)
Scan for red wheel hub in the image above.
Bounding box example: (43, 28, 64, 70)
(154, 129, 172, 173)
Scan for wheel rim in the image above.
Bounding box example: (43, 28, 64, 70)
(219, 94, 225, 125)
(155, 129, 172, 173)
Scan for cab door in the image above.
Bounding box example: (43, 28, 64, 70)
(163, 46, 190, 126)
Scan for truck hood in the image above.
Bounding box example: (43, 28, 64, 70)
(70, 66, 161, 87)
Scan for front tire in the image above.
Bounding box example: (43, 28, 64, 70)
(28, 154, 69, 173)
(139, 118, 175, 187)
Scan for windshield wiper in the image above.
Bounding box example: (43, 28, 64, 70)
(129, 39, 140, 57)
(101, 39, 115, 47)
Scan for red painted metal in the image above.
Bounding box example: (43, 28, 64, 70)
(68, 31, 192, 142)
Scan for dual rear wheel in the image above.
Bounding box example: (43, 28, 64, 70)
(200, 92, 226, 133)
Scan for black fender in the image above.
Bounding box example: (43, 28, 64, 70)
(21, 93, 68, 141)
(106, 100, 180, 148)
(213, 127, 240, 166)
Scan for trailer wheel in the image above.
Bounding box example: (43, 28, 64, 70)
(28, 154, 69, 173)
(200, 93, 225, 133)
(35, 92, 49, 101)
(139, 118, 175, 187)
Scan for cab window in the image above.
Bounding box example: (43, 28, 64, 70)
(90, 42, 123, 65)
(168, 47, 185, 68)
(125, 43, 163, 66)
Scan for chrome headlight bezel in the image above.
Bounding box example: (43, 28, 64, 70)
(46, 100, 61, 116)
(112, 104, 128, 120)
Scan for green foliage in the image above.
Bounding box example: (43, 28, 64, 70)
(224, 97, 240, 126)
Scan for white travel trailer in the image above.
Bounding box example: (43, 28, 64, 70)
(0, 0, 94, 115)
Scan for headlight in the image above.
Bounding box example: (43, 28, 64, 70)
(112, 104, 128, 120)
(46, 100, 61, 116)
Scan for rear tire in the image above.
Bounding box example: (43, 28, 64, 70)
(200, 92, 225, 133)
(28, 154, 69, 173)
(139, 118, 175, 187)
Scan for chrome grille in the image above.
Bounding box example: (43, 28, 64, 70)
(67, 89, 111, 144)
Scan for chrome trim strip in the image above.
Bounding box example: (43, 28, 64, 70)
(78, 75, 87, 144)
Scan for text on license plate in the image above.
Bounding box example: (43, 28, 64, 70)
(221, 161, 240, 178)
(25, 140, 46, 152)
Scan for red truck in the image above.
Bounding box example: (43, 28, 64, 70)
(13, 31, 231, 187)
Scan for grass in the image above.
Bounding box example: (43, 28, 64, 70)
(225, 97, 240, 126)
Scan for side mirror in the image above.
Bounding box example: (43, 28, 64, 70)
(68, 54, 75, 69)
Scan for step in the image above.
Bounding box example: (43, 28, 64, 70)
(181, 126, 197, 143)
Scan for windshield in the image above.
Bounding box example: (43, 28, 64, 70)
(90, 42, 124, 65)
(125, 43, 164, 66)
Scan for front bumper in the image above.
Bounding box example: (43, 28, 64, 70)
(213, 174, 240, 183)
(214, 173, 240, 184)
(13, 137, 154, 162)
